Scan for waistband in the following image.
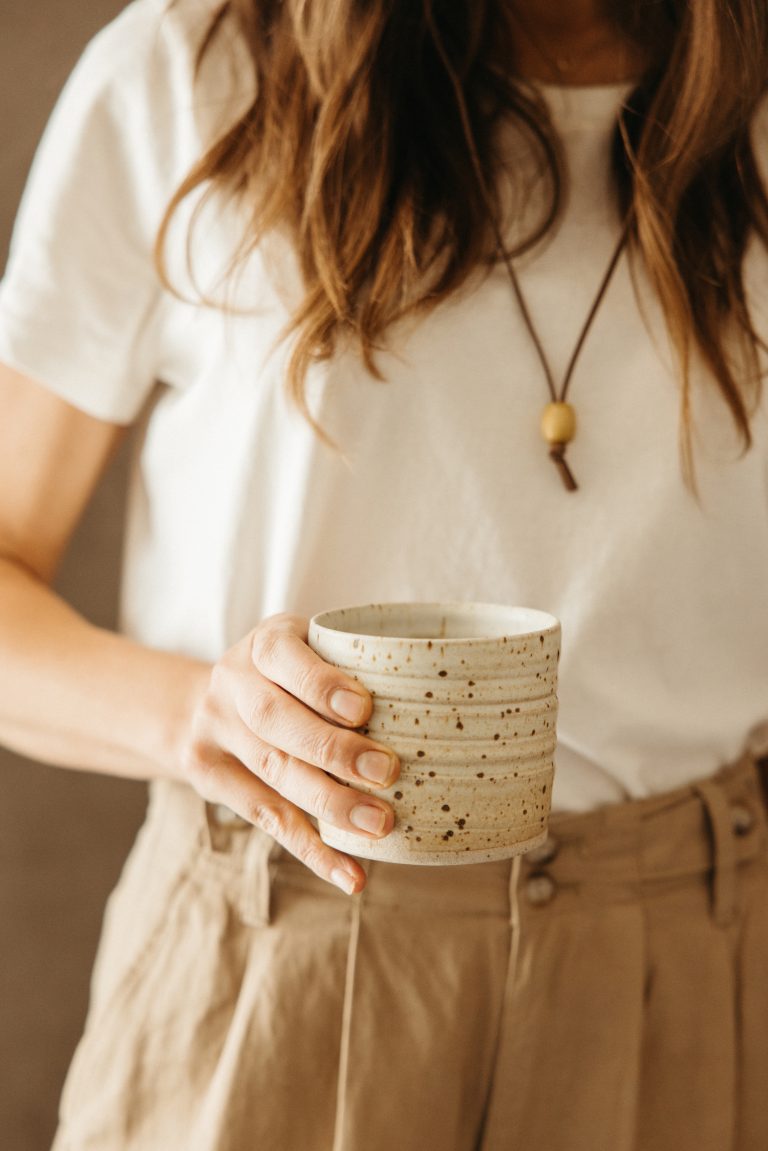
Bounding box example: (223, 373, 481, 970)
(146, 749, 768, 927)
(523, 750, 767, 926)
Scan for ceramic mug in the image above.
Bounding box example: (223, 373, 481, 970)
(308, 601, 560, 865)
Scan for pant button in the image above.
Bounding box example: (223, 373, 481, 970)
(730, 802, 755, 837)
(525, 833, 560, 866)
(525, 872, 557, 906)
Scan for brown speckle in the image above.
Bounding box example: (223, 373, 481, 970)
(494, 733, 500, 741)
(468, 680, 476, 687)
(417, 750, 426, 758)
(477, 772, 485, 778)
(415, 779, 424, 787)
(427, 641, 433, 650)
(425, 691, 433, 699)
(438, 670, 448, 678)
(428, 770, 436, 777)
(457, 818, 466, 829)
(456, 720, 464, 730)
(441, 803, 450, 812)
(394, 791, 403, 800)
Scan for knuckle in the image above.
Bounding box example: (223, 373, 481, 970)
(245, 800, 286, 843)
(297, 840, 329, 878)
(291, 660, 325, 705)
(254, 746, 290, 792)
(250, 626, 282, 672)
(247, 689, 280, 734)
(308, 725, 341, 770)
(307, 783, 336, 825)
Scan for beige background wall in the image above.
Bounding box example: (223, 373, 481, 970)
(0, 3, 149, 1148)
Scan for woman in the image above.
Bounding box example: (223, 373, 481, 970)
(0, 0, 766, 1147)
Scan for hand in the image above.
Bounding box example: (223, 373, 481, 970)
(181, 613, 399, 894)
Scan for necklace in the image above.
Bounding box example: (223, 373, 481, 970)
(492, 214, 631, 491)
(426, 21, 632, 491)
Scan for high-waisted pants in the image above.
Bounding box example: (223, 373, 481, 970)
(52, 750, 768, 1150)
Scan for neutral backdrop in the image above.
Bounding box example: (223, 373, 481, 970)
(0, 3, 149, 1148)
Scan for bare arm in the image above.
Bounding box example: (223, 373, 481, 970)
(0, 364, 206, 776)
(0, 364, 398, 892)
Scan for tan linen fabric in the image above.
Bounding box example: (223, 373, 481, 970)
(52, 752, 768, 1151)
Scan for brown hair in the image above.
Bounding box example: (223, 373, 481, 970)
(157, 0, 768, 468)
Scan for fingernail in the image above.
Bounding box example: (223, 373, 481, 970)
(331, 868, 357, 895)
(349, 804, 387, 835)
(331, 689, 367, 724)
(356, 750, 395, 785)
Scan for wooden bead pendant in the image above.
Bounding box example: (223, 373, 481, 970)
(540, 401, 576, 446)
(540, 402, 578, 492)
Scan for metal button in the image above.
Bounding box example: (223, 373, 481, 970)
(730, 802, 755, 837)
(525, 834, 560, 867)
(525, 872, 557, 906)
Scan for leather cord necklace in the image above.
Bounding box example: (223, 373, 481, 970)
(433, 27, 633, 492)
(490, 212, 631, 491)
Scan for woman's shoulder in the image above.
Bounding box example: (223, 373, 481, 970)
(47, 0, 252, 188)
(70, 0, 218, 98)
(71, 0, 250, 150)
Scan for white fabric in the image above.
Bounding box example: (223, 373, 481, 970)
(1, 0, 767, 813)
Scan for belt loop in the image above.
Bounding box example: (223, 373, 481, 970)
(693, 778, 738, 928)
(238, 830, 281, 928)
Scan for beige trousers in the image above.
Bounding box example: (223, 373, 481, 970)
(52, 751, 768, 1151)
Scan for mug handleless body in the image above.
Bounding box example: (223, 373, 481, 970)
(308, 602, 561, 866)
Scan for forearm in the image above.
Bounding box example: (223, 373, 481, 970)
(0, 557, 210, 780)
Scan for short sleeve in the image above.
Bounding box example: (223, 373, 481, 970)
(0, 1, 179, 423)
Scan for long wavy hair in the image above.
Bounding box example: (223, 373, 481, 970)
(157, 0, 768, 472)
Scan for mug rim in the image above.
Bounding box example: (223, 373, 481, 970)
(309, 600, 560, 644)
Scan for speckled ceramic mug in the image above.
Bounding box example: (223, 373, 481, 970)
(308, 602, 560, 865)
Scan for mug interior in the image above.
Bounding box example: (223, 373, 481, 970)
(310, 601, 558, 642)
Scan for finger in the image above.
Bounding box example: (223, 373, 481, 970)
(251, 614, 373, 728)
(225, 725, 395, 839)
(235, 673, 400, 789)
(196, 752, 367, 894)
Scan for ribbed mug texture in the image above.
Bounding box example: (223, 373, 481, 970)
(309, 602, 560, 865)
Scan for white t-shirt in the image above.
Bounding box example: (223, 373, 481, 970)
(1, 0, 767, 813)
